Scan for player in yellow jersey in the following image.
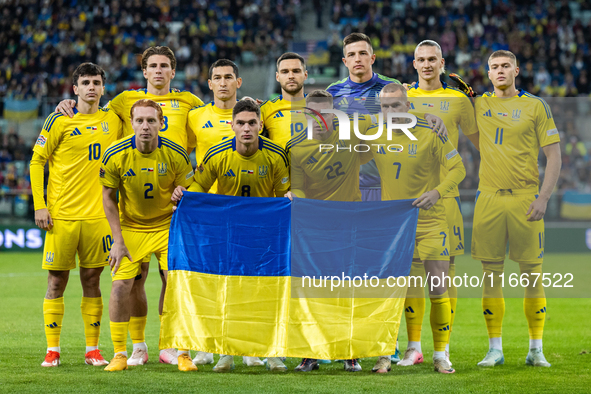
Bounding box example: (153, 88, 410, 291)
(260, 52, 308, 147)
(100, 100, 196, 372)
(471, 51, 561, 368)
(368, 83, 465, 374)
(171, 99, 289, 373)
(31, 63, 122, 367)
(399, 40, 479, 368)
(57, 46, 203, 365)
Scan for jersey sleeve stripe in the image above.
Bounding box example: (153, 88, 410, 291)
(103, 139, 133, 157)
(46, 114, 64, 132)
(101, 142, 132, 165)
(203, 141, 233, 163)
(42, 113, 57, 130)
(524, 93, 551, 119)
(162, 141, 190, 164)
(287, 131, 308, 149)
(203, 144, 232, 165)
(161, 137, 187, 153)
(263, 145, 289, 167)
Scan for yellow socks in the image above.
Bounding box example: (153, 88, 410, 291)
(43, 297, 65, 350)
(482, 262, 505, 339)
(448, 262, 457, 330)
(81, 297, 103, 348)
(405, 261, 426, 342)
(520, 262, 546, 341)
(429, 292, 451, 352)
(129, 316, 147, 344)
(110, 321, 129, 354)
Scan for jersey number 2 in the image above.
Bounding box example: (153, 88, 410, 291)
(144, 183, 154, 199)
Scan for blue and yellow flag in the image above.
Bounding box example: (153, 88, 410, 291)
(160, 193, 418, 359)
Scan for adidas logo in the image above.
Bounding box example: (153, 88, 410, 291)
(538, 251, 544, 258)
(202, 120, 213, 128)
(405, 306, 415, 313)
(440, 248, 449, 256)
(273, 111, 284, 118)
(70, 128, 82, 136)
(410, 103, 415, 109)
(224, 169, 236, 177)
(455, 242, 464, 251)
(535, 307, 547, 314)
(377, 146, 386, 155)
(438, 325, 450, 331)
(483, 109, 492, 117)
(306, 156, 318, 165)
(123, 169, 136, 177)
(46, 322, 58, 328)
(90, 321, 101, 327)
(483, 309, 494, 315)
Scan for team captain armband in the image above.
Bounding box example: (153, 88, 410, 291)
(547, 128, 558, 136)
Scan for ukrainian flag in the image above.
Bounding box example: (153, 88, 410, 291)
(160, 193, 418, 359)
(3, 99, 39, 121)
(561, 191, 591, 220)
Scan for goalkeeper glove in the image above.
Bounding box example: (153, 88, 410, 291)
(448, 73, 477, 97)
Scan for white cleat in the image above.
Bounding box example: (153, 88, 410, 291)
(397, 348, 424, 366)
(243, 356, 264, 366)
(213, 355, 235, 372)
(266, 357, 287, 372)
(445, 350, 452, 366)
(526, 348, 551, 367)
(477, 348, 504, 367)
(127, 348, 149, 366)
(159, 348, 178, 365)
(193, 351, 214, 365)
(434, 357, 455, 374)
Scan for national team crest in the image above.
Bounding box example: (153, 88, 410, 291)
(171, 99, 180, 109)
(158, 163, 168, 176)
(440, 101, 450, 112)
(408, 144, 418, 156)
(512, 109, 521, 120)
(101, 122, 109, 133)
(258, 165, 268, 177)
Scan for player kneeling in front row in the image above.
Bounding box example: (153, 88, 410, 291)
(32, 63, 122, 367)
(369, 83, 465, 374)
(100, 99, 196, 371)
(172, 98, 290, 372)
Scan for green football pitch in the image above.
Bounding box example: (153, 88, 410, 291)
(1, 252, 590, 393)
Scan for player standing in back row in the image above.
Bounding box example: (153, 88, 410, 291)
(32, 63, 122, 367)
(471, 50, 561, 368)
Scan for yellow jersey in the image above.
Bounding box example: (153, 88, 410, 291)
(260, 95, 306, 147)
(31, 107, 122, 220)
(99, 135, 195, 232)
(190, 136, 290, 197)
(107, 89, 203, 150)
(286, 115, 374, 201)
(475, 90, 560, 190)
(407, 82, 477, 198)
(369, 118, 466, 220)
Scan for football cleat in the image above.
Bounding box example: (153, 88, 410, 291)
(127, 348, 148, 366)
(178, 353, 198, 371)
(193, 351, 214, 365)
(266, 357, 287, 372)
(526, 348, 551, 367)
(477, 348, 505, 367)
(243, 356, 264, 367)
(41, 350, 60, 367)
(390, 347, 402, 363)
(159, 348, 178, 365)
(294, 358, 319, 372)
(344, 359, 362, 372)
(397, 348, 424, 366)
(445, 350, 452, 366)
(434, 357, 455, 374)
(85, 349, 109, 366)
(213, 355, 235, 372)
(372, 356, 392, 373)
(105, 353, 128, 371)
(317, 359, 332, 364)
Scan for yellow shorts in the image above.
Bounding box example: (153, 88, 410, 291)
(42, 218, 111, 270)
(413, 217, 450, 261)
(112, 229, 169, 281)
(471, 187, 545, 263)
(444, 197, 465, 257)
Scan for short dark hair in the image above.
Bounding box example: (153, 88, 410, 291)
(306, 90, 333, 107)
(343, 33, 372, 54)
(209, 59, 239, 79)
(141, 46, 176, 70)
(276, 52, 306, 70)
(72, 63, 105, 86)
(489, 50, 517, 67)
(232, 98, 260, 119)
(380, 82, 407, 97)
